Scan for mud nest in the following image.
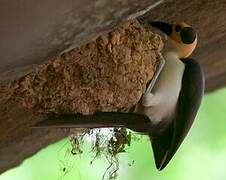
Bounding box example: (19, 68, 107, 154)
(0, 20, 163, 178)
(1, 20, 163, 115)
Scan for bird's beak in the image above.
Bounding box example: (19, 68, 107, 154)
(149, 21, 173, 36)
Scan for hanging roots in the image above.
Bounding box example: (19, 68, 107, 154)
(58, 128, 132, 180)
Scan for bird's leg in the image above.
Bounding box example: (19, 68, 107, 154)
(141, 54, 165, 107)
(145, 54, 165, 93)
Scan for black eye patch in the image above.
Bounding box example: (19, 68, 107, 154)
(180, 27, 196, 44)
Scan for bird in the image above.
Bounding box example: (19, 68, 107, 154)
(33, 21, 205, 170)
(135, 21, 205, 170)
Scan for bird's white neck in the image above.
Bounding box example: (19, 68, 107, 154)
(163, 51, 184, 69)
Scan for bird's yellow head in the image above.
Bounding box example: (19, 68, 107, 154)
(150, 21, 197, 58)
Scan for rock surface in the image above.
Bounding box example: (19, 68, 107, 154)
(140, 0, 226, 92)
(0, 0, 162, 80)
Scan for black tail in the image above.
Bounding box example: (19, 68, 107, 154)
(33, 112, 151, 133)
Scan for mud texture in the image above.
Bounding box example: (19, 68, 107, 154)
(0, 20, 163, 173)
(1, 20, 162, 115)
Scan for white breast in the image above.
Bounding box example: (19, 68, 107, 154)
(139, 51, 185, 124)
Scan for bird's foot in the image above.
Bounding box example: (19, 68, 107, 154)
(142, 92, 155, 107)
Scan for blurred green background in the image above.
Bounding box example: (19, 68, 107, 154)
(1, 88, 226, 180)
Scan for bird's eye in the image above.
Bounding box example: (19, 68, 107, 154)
(175, 25, 182, 32)
(180, 27, 196, 44)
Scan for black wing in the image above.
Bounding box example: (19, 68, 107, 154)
(33, 112, 151, 133)
(152, 58, 205, 170)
